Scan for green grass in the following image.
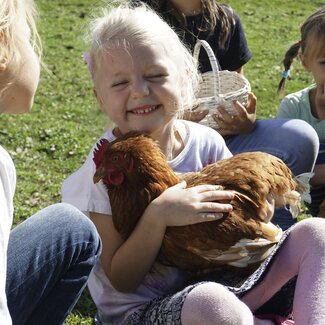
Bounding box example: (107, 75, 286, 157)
(0, 0, 321, 323)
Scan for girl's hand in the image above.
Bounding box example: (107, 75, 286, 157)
(183, 102, 209, 123)
(150, 181, 234, 228)
(212, 92, 257, 136)
(315, 84, 325, 120)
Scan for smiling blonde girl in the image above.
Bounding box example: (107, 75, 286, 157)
(63, 2, 325, 324)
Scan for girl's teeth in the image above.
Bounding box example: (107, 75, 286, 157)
(134, 106, 156, 114)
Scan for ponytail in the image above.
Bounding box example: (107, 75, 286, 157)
(277, 41, 301, 94)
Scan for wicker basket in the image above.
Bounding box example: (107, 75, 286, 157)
(193, 39, 251, 129)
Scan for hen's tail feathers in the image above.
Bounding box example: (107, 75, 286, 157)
(295, 172, 314, 204)
(284, 190, 302, 219)
(187, 222, 283, 268)
(282, 172, 313, 219)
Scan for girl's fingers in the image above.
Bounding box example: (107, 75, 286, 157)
(200, 189, 235, 202)
(183, 184, 235, 202)
(186, 184, 223, 192)
(199, 212, 224, 221)
(183, 106, 209, 122)
(215, 106, 233, 124)
(199, 201, 233, 213)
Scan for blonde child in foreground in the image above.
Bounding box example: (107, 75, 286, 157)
(0, 0, 101, 323)
(63, 2, 325, 324)
(277, 6, 325, 217)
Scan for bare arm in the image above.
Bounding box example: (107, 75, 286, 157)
(90, 182, 234, 292)
(90, 208, 166, 293)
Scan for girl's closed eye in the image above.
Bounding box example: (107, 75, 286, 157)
(145, 66, 169, 80)
(111, 80, 129, 88)
(146, 73, 168, 81)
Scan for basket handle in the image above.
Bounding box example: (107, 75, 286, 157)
(193, 39, 220, 97)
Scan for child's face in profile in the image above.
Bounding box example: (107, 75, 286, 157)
(301, 39, 325, 87)
(93, 43, 182, 135)
(0, 18, 40, 114)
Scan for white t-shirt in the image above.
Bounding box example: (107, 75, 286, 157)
(62, 120, 232, 324)
(0, 145, 15, 324)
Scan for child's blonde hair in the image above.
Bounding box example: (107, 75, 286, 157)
(278, 6, 325, 94)
(0, 0, 41, 72)
(86, 1, 199, 115)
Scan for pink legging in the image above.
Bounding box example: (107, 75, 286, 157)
(181, 218, 325, 325)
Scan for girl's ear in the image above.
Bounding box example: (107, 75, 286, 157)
(0, 56, 7, 72)
(300, 53, 310, 71)
(0, 63, 6, 72)
(0, 31, 8, 71)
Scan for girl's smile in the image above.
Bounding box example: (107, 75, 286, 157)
(128, 104, 161, 115)
(93, 44, 181, 137)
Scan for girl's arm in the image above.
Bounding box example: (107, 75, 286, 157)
(91, 182, 234, 292)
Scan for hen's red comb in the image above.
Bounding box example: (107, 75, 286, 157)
(93, 138, 110, 168)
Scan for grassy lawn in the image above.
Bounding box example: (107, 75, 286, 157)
(0, 0, 321, 323)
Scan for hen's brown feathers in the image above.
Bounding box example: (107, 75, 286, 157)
(93, 131, 303, 272)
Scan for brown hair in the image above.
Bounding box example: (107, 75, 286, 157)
(140, 0, 234, 48)
(278, 6, 325, 94)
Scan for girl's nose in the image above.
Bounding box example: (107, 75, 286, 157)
(131, 78, 150, 98)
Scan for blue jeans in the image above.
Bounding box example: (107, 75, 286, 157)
(6, 203, 101, 325)
(226, 118, 319, 230)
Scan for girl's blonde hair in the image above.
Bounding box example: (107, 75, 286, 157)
(86, 1, 199, 115)
(278, 6, 325, 94)
(0, 0, 41, 71)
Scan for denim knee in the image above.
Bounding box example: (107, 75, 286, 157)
(40, 203, 102, 256)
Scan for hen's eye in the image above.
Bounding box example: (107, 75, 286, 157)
(112, 155, 119, 161)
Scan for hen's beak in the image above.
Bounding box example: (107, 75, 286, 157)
(93, 168, 105, 184)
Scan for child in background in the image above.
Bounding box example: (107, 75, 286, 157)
(63, 2, 325, 324)
(277, 6, 325, 217)
(133, 0, 255, 125)
(0, 0, 101, 323)
(134, 0, 252, 74)
(133, 0, 319, 231)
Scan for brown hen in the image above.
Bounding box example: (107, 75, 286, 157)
(93, 131, 308, 273)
